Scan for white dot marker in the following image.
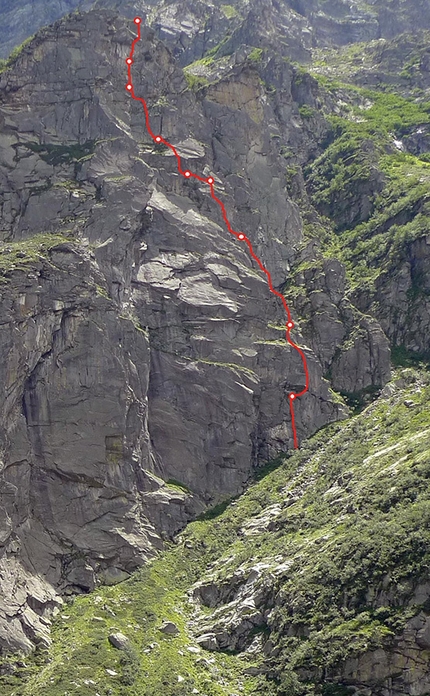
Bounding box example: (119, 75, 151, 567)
(207, 177, 214, 184)
(155, 136, 162, 142)
(134, 17, 141, 24)
(289, 393, 296, 400)
(126, 58, 133, 65)
(238, 233, 245, 240)
(126, 83, 132, 91)
(287, 321, 294, 329)
(184, 171, 191, 178)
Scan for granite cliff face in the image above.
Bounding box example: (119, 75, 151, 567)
(0, 2, 430, 695)
(0, 8, 352, 654)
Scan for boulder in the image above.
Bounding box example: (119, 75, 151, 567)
(158, 621, 180, 636)
(108, 632, 130, 650)
(196, 633, 218, 650)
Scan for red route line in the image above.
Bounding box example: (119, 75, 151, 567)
(125, 16, 309, 448)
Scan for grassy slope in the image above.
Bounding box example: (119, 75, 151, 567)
(2, 365, 429, 695)
(294, 74, 430, 301)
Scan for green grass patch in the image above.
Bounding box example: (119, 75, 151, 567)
(339, 384, 381, 414)
(23, 140, 96, 167)
(299, 104, 316, 120)
(0, 233, 75, 280)
(196, 494, 240, 521)
(0, 35, 35, 73)
(310, 32, 430, 99)
(391, 345, 430, 368)
(185, 367, 430, 692)
(184, 55, 215, 70)
(204, 33, 232, 60)
(220, 4, 238, 19)
(184, 72, 209, 91)
(253, 455, 286, 481)
(1, 545, 254, 696)
(352, 89, 430, 136)
(248, 48, 263, 63)
(165, 479, 192, 494)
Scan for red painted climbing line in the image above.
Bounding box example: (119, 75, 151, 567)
(125, 17, 310, 448)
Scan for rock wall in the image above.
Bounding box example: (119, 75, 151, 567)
(353, 235, 430, 357)
(0, 9, 351, 653)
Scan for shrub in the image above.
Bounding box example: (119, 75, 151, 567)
(299, 104, 315, 119)
(248, 47, 263, 62)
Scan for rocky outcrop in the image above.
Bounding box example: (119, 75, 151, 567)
(190, 562, 275, 652)
(286, 0, 430, 45)
(158, 621, 180, 635)
(0, 0, 91, 59)
(0, 244, 170, 653)
(287, 255, 391, 394)
(353, 235, 430, 357)
(335, 611, 430, 695)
